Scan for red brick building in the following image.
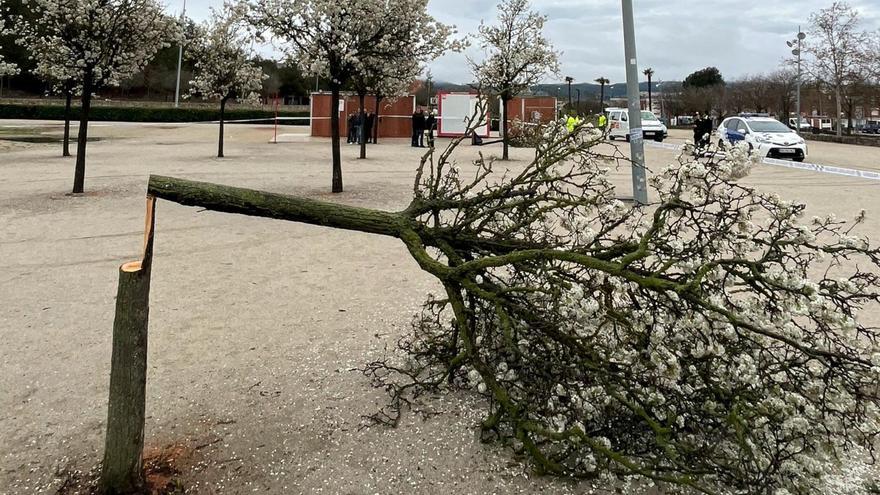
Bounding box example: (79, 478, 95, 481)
(310, 93, 417, 138)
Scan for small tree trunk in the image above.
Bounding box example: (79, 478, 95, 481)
(330, 84, 343, 193)
(501, 95, 510, 161)
(359, 92, 367, 160)
(218, 99, 226, 158)
(100, 197, 156, 494)
(835, 85, 843, 137)
(373, 96, 383, 145)
(63, 91, 72, 157)
(72, 73, 93, 194)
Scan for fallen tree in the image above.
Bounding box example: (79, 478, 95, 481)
(108, 123, 880, 494)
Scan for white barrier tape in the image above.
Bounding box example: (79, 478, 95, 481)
(761, 157, 880, 180)
(643, 140, 880, 181)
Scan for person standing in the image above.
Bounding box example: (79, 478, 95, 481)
(693, 112, 704, 147)
(425, 109, 437, 148)
(412, 107, 426, 147)
(364, 111, 374, 144)
(347, 113, 356, 144)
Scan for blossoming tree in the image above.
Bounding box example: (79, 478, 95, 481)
(0, 3, 19, 81)
(14, 0, 180, 193)
(251, 0, 457, 192)
(137, 117, 880, 493)
(187, 1, 265, 158)
(348, 0, 456, 160)
(471, 0, 560, 161)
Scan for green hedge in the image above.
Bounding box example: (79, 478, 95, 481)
(0, 104, 310, 125)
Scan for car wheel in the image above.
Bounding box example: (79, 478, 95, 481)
(794, 156, 805, 162)
(608, 135, 615, 141)
(655, 137, 664, 143)
(717, 139, 726, 150)
(625, 134, 631, 143)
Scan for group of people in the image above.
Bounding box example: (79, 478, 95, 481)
(411, 107, 437, 148)
(347, 111, 377, 145)
(693, 112, 714, 149)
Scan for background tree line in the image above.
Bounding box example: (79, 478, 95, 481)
(0, 0, 313, 104)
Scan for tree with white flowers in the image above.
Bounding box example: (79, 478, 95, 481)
(188, 1, 265, 158)
(348, 0, 458, 160)
(14, 0, 180, 193)
(471, 0, 560, 161)
(0, 2, 19, 80)
(251, 0, 458, 193)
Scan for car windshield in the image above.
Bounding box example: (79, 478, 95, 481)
(748, 120, 791, 133)
(641, 111, 659, 121)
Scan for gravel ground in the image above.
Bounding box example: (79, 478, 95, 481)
(2, 121, 880, 494)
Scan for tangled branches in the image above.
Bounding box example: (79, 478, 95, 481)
(363, 121, 880, 494)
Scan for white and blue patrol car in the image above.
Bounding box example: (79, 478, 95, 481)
(717, 114, 807, 162)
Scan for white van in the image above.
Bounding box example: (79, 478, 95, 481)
(606, 108, 668, 142)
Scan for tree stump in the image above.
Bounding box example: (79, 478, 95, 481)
(100, 197, 155, 494)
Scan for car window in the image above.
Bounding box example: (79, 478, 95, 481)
(641, 111, 658, 121)
(726, 119, 740, 131)
(621, 113, 628, 122)
(748, 120, 792, 133)
(610, 112, 620, 121)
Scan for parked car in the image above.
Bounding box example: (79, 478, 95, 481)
(717, 115, 807, 162)
(860, 122, 880, 134)
(606, 108, 668, 142)
(788, 117, 811, 131)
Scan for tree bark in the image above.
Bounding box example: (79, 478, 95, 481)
(73, 73, 93, 194)
(359, 92, 367, 160)
(100, 197, 156, 494)
(374, 96, 383, 145)
(63, 91, 72, 157)
(330, 85, 343, 193)
(835, 85, 843, 137)
(501, 95, 510, 161)
(148, 175, 403, 237)
(218, 99, 227, 158)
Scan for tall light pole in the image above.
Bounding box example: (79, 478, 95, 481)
(565, 76, 574, 109)
(173, 0, 187, 108)
(576, 88, 581, 114)
(787, 28, 807, 134)
(622, 0, 648, 204)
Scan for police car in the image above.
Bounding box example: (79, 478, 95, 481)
(717, 114, 807, 162)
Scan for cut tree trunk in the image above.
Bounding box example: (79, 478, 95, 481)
(359, 92, 367, 160)
(148, 175, 402, 237)
(330, 85, 343, 193)
(63, 91, 72, 157)
(73, 74, 93, 194)
(99, 196, 156, 494)
(218, 99, 226, 158)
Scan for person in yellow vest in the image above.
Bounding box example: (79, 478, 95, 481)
(566, 113, 584, 133)
(598, 113, 608, 134)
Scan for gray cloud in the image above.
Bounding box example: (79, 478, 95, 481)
(180, 0, 880, 84)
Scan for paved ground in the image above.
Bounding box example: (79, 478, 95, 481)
(1, 121, 880, 494)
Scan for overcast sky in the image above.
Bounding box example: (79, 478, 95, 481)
(178, 0, 880, 84)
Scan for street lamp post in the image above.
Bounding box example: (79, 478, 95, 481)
(565, 76, 574, 109)
(621, 0, 648, 205)
(576, 89, 580, 114)
(787, 28, 806, 134)
(173, 0, 187, 109)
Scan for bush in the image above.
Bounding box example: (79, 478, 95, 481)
(0, 104, 310, 125)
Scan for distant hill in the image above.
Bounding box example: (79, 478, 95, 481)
(531, 81, 679, 98)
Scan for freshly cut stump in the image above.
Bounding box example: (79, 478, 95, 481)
(100, 197, 155, 494)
